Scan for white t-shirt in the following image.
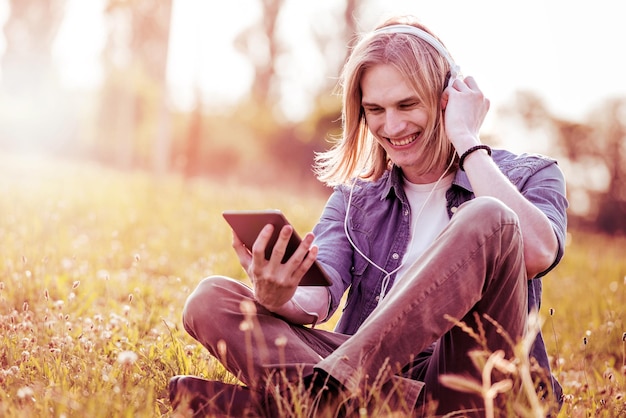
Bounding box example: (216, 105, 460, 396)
(395, 174, 454, 281)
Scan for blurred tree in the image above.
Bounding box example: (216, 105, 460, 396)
(1, 0, 65, 96)
(508, 91, 626, 235)
(182, 84, 202, 178)
(271, 0, 361, 189)
(224, 0, 359, 188)
(311, 0, 359, 92)
(576, 99, 626, 234)
(0, 0, 66, 151)
(234, 0, 284, 108)
(97, 0, 172, 172)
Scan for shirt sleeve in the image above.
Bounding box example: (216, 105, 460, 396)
(519, 161, 569, 278)
(268, 286, 331, 325)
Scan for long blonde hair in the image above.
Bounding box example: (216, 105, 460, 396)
(314, 16, 458, 186)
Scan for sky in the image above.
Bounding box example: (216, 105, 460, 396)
(2, 0, 626, 130)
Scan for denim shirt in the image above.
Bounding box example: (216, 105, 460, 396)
(312, 149, 568, 377)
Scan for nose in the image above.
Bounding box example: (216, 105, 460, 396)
(384, 110, 407, 137)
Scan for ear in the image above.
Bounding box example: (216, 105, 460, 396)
(443, 70, 452, 89)
(440, 90, 449, 111)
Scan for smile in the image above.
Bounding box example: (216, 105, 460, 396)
(387, 133, 420, 147)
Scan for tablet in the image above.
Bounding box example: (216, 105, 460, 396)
(222, 209, 332, 286)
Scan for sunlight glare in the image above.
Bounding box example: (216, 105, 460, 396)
(167, 0, 258, 111)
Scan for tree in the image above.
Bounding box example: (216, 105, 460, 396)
(97, 0, 172, 171)
(578, 99, 626, 233)
(0, 0, 66, 151)
(1, 0, 65, 96)
(234, 0, 285, 108)
(506, 91, 626, 234)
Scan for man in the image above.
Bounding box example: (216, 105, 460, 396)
(170, 15, 568, 417)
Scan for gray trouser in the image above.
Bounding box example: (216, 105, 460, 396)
(182, 197, 528, 416)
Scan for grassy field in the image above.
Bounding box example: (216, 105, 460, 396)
(0, 155, 624, 417)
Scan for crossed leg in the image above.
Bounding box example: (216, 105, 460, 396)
(181, 197, 528, 416)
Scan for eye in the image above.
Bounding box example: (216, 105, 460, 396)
(363, 106, 383, 114)
(399, 102, 418, 110)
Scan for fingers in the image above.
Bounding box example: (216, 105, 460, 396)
(293, 242, 318, 277)
(270, 227, 317, 277)
(269, 224, 293, 263)
(463, 76, 479, 89)
(251, 223, 276, 262)
(250, 225, 315, 309)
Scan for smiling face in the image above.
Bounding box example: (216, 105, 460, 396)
(361, 63, 441, 184)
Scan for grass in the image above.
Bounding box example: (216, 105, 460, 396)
(0, 154, 624, 417)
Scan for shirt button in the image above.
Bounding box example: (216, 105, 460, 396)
(375, 296, 380, 301)
(392, 253, 399, 260)
(404, 209, 409, 216)
(451, 206, 458, 213)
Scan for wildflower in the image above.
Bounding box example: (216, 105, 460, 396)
(117, 350, 138, 366)
(240, 299, 256, 316)
(61, 258, 73, 270)
(217, 340, 227, 358)
(17, 386, 34, 400)
(184, 345, 196, 356)
(239, 319, 253, 331)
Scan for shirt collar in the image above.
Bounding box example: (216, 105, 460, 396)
(452, 169, 473, 193)
(380, 165, 404, 200)
(381, 164, 474, 200)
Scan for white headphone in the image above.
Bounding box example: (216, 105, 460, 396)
(372, 24, 461, 87)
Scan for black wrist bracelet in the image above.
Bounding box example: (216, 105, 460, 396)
(459, 145, 492, 171)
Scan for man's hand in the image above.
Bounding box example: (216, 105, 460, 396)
(231, 224, 318, 311)
(440, 76, 490, 153)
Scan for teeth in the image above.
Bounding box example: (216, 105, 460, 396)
(389, 133, 418, 146)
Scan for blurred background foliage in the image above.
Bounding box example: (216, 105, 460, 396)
(0, 0, 624, 235)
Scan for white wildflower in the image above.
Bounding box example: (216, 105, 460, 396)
(117, 350, 138, 366)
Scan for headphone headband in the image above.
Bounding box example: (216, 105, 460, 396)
(372, 24, 460, 85)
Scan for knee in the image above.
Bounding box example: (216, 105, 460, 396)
(182, 275, 249, 325)
(456, 196, 519, 229)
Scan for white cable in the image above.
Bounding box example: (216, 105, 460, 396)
(344, 157, 455, 304)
